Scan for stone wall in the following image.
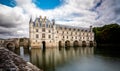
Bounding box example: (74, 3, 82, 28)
(0, 47, 42, 71)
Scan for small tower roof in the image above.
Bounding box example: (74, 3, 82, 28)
(29, 17, 32, 23)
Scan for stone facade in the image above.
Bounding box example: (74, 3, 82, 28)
(29, 16, 95, 48)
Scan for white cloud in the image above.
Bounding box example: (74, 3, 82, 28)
(93, 0, 120, 26)
(0, 0, 97, 38)
(0, 0, 120, 38)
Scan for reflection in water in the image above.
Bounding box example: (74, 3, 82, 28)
(30, 47, 94, 71)
(15, 47, 120, 71)
(15, 47, 30, 62)
(20, 47, 24, 57)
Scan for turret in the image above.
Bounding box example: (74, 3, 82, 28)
(29, 17, 32, 23)
(29, 17, 33, 27)
(90, 25, 93, 32)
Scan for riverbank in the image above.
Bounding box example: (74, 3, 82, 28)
(0, 47, 42, 71)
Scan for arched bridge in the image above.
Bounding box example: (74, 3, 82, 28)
(3, 39, 16, 51)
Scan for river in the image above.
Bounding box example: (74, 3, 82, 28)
(15, 47, 120, 71)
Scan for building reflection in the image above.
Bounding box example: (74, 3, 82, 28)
(30, 47, 94, 71)
(14, 46, 30, 61)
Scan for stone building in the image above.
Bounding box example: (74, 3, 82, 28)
(29, 16, 95, 48)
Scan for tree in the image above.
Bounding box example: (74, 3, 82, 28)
(93, 24, 120, 44)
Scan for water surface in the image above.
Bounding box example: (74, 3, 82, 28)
(15, 47, 120, 71)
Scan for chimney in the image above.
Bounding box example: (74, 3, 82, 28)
(90, 25, 92, 32)
(52, 19, 55, 25)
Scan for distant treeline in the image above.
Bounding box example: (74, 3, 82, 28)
(93, 24, 120, 44)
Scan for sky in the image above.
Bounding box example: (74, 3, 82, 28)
(0, 0, 120, 38)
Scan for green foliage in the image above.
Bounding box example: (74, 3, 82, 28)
(93, 23, 120, 44)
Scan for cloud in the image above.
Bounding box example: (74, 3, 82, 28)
(0, 0, 120, 38)
(0, 4, 29, 38)
(94, 0, 120, 26)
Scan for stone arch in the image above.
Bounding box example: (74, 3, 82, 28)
(59, 41, 62, 47)
(82, 41, 86, 47)
(89, 41, 94, 47)
(65, 40, 70, 47)
(6, 42, 15, 51)
(73, 40, 79, 47)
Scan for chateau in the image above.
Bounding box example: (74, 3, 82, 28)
(29, 16, 95, 48)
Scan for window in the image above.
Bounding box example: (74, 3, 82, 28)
(83, 33, 84, 35)
(49, 30, 51, 33)
(75, 32, 77, 34)
(67, 36, 68, 39)
(40, 23, 41, 27)
(36, 34, 39, 38)
(63, 31, 64, 34)
(49, 35, 51, 38)
(49, 25, 50, 28)
(75, 36, 77, 39)
(36, 29, 38, 32)
(42, 28, 45, 32)
(80, 37, 81, 39)
(60, 27, 62, 29)
(71, 37, 73, 40)
(74, 29, 76, 31)
(65, 27, 67, 30)
(87, 37, 89, 40)
(51, 25, 53, 28)
(69, 28, 71, 31)
(90, 33, 93, 36)
(46, 23, 48, 28)
(90, 37, 92, 40)
(42, 24, 45, 27)
(81, 30, 84, 32)
(36, 23, 39, 27)
(83, 37, 84, 39)
(42, 33, 45, 38)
